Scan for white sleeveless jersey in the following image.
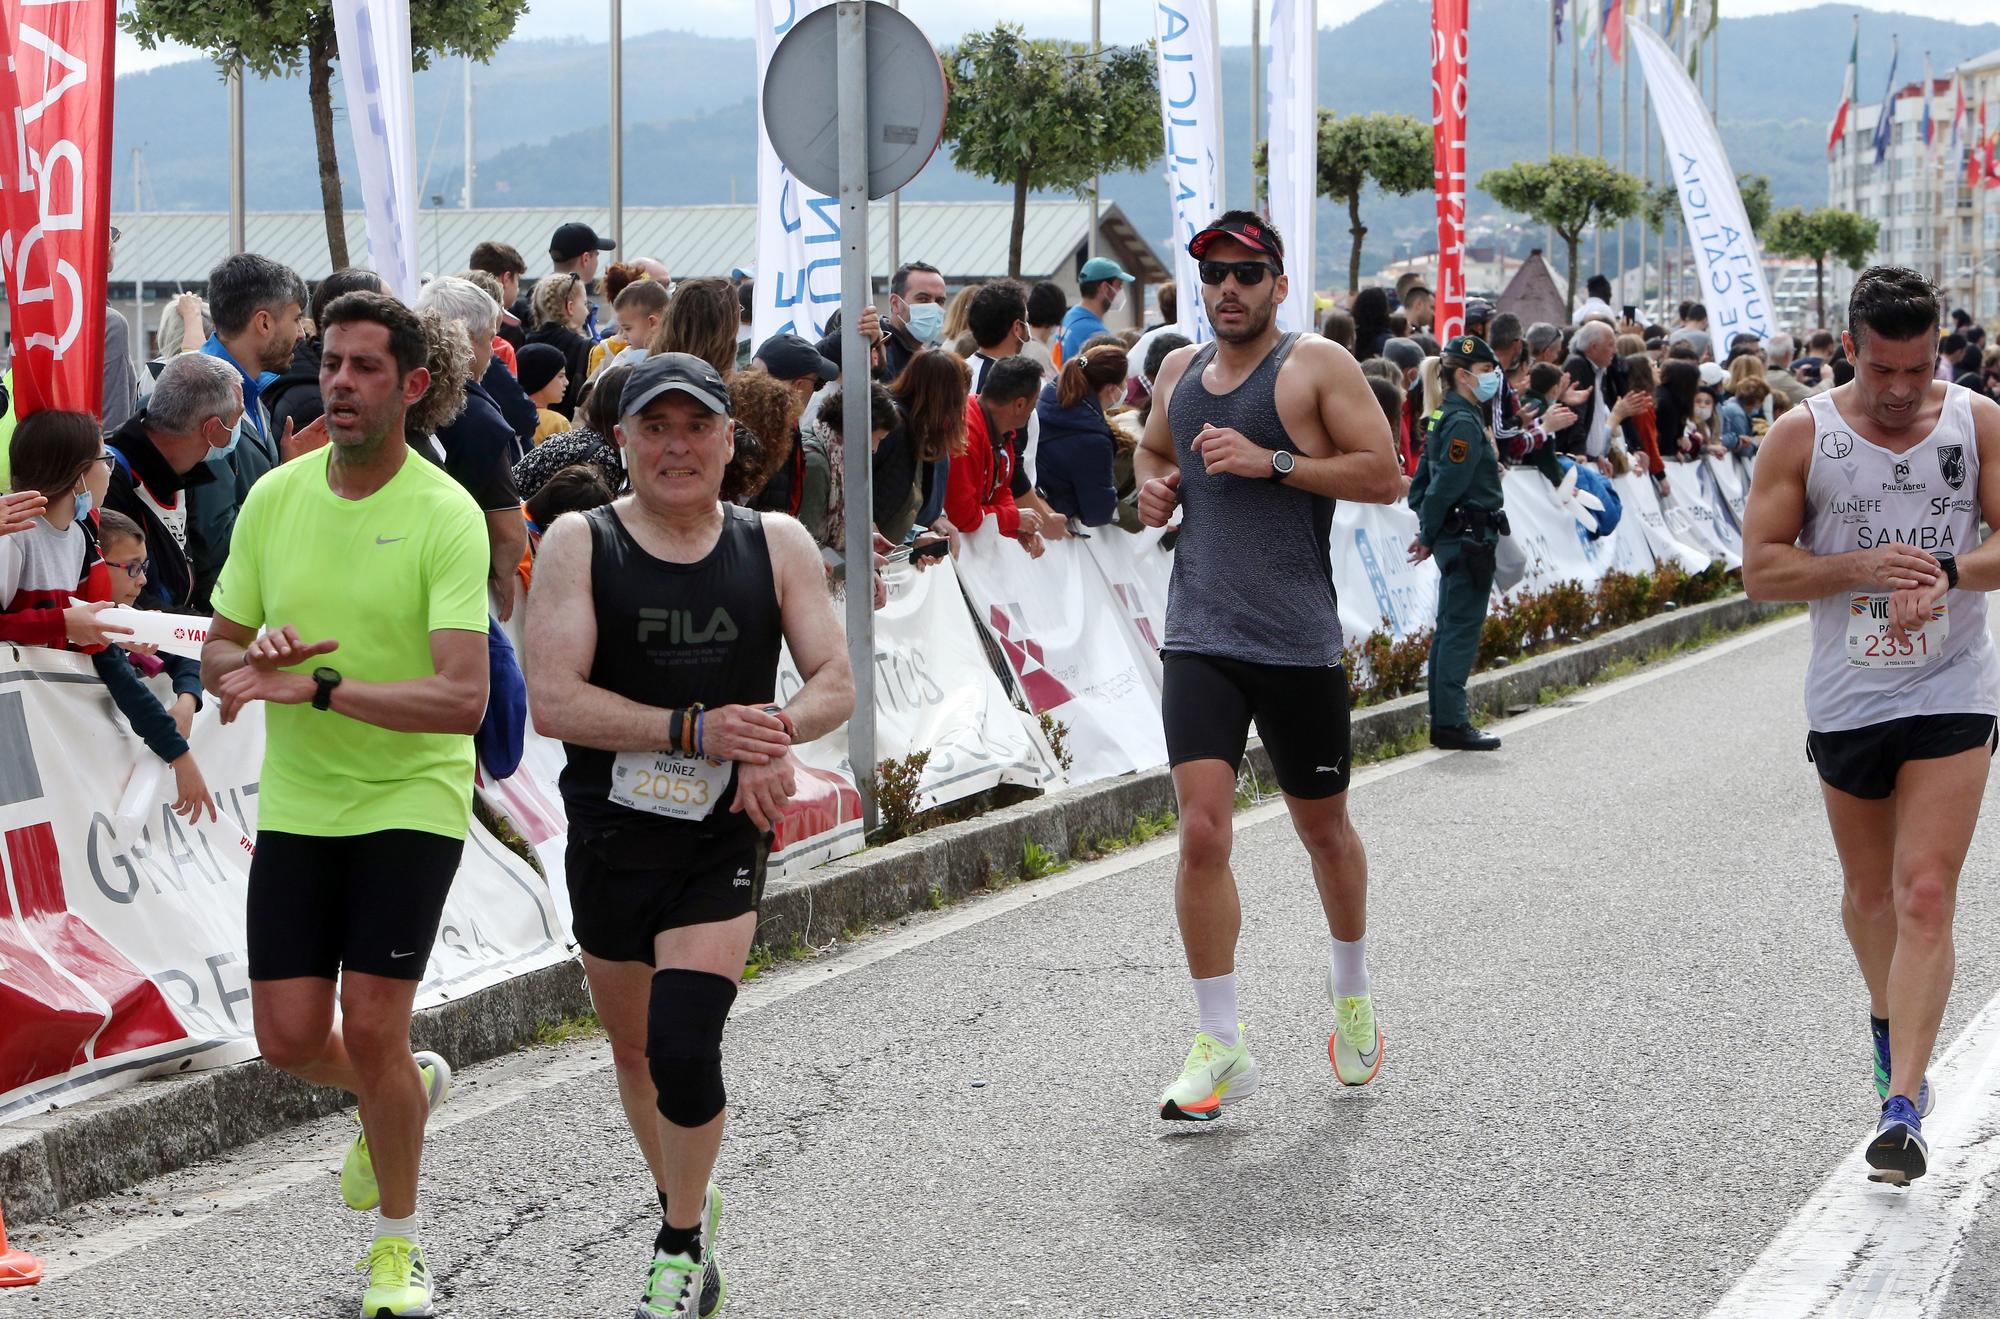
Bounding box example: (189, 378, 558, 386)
(1801, 384, 1998, 732)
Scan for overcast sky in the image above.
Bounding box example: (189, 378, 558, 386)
(115, 0, 1960, 74)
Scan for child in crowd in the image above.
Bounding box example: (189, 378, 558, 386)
(0, 412, 215, 821)
(515, 343, 571, 445)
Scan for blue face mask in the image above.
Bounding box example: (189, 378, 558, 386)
(905, 302, 945, 344)
(1474, 370, 1502, 402)
(73, 490, 92, 521)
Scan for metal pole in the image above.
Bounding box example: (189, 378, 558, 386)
(1639, 0, 1651, 321)
(836, 2, 878, 833)
(228, 64, 246, 255)
(1546, 0, 1556, 260)
(132, 147, 144, 355)
(1570, 0, 1579, 155)
(1089, 0, 1101, 258)
(609, 0, 623, 249)
(1250, 0, 1261, 211)
(1593, 41, 1604, 275)
(463, 56, 475, 208)
(1619, 28, 1629, 309)
(889, 0, 901, 272)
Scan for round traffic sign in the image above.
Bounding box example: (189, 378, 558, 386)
(762, 3, 948, 200)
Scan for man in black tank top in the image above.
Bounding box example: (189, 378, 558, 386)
(1133, 211, 1404, 1123)
(524, 353, 853, 1317)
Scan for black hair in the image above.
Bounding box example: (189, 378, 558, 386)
(1587, 274, 1613, 300)
(1402, 285, 1432, 308)
(1848, 265, 1940, 347)
(818, 380, 899, 438)
(525, 464, 613, 529)
(1027, 281, 1068, 329)
(1941, 333, 1967, 356)
(967, 280, 1029, 350)
(312, 268, 387, 328)
(1144, 332, 1192, 385)
(585, 364, 633, 442)
(1686, 302, 1708, 321)
(980, 355, 1044, 407)
(319, 291, 429, 376)
(1080, 279, 1112, 301)
(736, 280, 754, 323)
(1488, 313, 1522, 352)
(1207, 209, 1286, 261)
(206, 252, 307, 336)
(1365, 375, 1403, 436)
(9, 410, 101, 498)
(1527, 361, 1563, 397)
(1350, 287, 1392, 351)
(891, 261, 942, 298)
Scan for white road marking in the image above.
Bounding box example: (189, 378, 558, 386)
(1708, 990, 2000, 1319)
(23, 612, 1805, 1282)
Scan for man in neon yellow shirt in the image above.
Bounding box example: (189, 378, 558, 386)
(202, 291, 489, 1319)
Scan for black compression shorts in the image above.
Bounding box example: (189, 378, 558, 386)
(1807, 714, 1998, 800)
(565, 826, 770, 964)
(1161, 650, 1353, 799)
(246, 830, 463, 982)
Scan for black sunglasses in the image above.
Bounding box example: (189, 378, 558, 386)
(1199, 260, 1281, 287)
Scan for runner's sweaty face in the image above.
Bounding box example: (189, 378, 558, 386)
(1844, 328, 1937, 429)
(320, 321, 426, 450)
(618, 394, 734, 513)
(1199, 236, 1285, 345)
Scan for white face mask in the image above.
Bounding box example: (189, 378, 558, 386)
(1107, 288, 1125, 315)
(1694, 402, 1715, 421)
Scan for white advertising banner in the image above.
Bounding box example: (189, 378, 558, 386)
(331, 0, 421, 301)
(1630, 22, 1775, 358)
(752, 0, 840, 347)
(0, 648, 569, 1121)
(955, 528, 1169, 784)
(1612, 472, 1714, 575)
(1331, 500, 1439, 643)
(1080, 523, 1175, 689)
(1265, 0, 1318, 334)
(1499, 468, 1603, 598)
(1660, 459, 1743, 568)
(1155, 0, 1224, 343)
(1703, 452, 1752, 530)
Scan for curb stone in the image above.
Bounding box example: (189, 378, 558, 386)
(0, 591, 1786, 1225)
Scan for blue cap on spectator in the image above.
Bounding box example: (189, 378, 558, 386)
(1080, 257, 1132, 284)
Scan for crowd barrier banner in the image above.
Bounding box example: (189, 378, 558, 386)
(1612, 472, 1714, 574)
(1630, 22, 1775, 358)
(955, 527, 1168, 784)
(1079, 522, 1174, 685)
(1265, 0, 1317, 335)
(1703, 452, 1752, 529)
(1154, 0, 1223, 344)
(332, 0, 421, 303)
(0, 0, 115, 418)
(1331, 500, 1439, 642)
(1499, 469, 1603, 596)
(752, 0, 839, 346)
(0, 647, 569, 1121)
(1660, 460, 1744, 568)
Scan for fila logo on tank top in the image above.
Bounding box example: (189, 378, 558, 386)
(1800, 383, 1999, 733)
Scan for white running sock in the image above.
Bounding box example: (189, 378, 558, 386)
(1192, 973, 1240, 1046)
(375, 1211, 420, 1243)
(1330, 936, 1370, 999)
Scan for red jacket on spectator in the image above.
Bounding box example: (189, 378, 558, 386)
(945, 397, 1021, 537)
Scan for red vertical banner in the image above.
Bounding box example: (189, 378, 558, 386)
(0, 0, 114, 420)
(1430, 0, 1468, 342)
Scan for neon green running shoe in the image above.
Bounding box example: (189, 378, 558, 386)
(1156, 1029, 1259, 1122)
(356, 1235, 433, 1317)
(637, 1185, 725, 1318)
(1329, 994, 1384, 1087)
(341, 1051, 452, 1213)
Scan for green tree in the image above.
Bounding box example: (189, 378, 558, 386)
(1256, 110, 1430, 294)
(1643, 173, 1769, 234)
(1481, 154, 1645, 314)
(943, 24, 1159, 278)
(123, 1, 528, 271)
(1763, 205, 1880, 329)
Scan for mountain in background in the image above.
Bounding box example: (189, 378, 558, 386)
(112, 0, 1998, 283)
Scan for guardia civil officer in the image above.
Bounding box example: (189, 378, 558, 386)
(1408, 334, 1506, 752)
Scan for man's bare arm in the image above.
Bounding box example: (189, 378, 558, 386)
(767, 514, 854, 741)
(1289, 339, 1402, 505)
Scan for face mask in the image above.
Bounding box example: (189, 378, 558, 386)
(1474, 371, 1502, 402)
(905, 302, 944, 344)
(1108, 289, 1126, 315)
(1694, 403, 1715, 421)
(216, 418, 243, 458)
(73, 489, 92, 521)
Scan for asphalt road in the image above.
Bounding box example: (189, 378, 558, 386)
(9, 611, 2000, 1318)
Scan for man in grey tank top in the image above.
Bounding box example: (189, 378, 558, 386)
(1743, 267, 2000, 1187)
(1132, 211, 1403, 1122)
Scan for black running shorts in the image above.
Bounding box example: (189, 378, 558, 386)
(565, 825, 769, 964)
(1806, 713, 1999, 800)
(1161, 650, 1353, 799)
(247, 830, 463, 982)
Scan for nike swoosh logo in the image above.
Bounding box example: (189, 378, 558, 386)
(375, 535, 406, 545)
(390, 948, 419, 959)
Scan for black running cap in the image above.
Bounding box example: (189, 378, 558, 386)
(620, 352, 730, 418)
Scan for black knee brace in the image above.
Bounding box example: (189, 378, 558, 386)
(647, 968, 737, 1128)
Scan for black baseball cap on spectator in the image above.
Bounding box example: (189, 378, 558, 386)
(621, 352, 731, 417)
(755, 332, 839, 384)
(1188, 212, 1284, 263)
(550, 222, 616, 262)
(516, 343, 567, 396)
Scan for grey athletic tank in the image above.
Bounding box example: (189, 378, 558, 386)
(1163, 332, 1343, 666)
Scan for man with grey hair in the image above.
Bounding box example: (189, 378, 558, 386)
(1764, 330, 1808, 409)
(104, 352, 250, 613)
(1557, 319, 1637, 460)
(1526, 321, 1565, 365)
(416, 275, 529, 619)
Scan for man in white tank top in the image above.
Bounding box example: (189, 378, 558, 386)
(1742, 267, 2000, 1186)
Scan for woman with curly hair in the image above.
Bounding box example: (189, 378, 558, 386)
(722, 365, 804, 506)
(405, 310, 474, 467)
(527, 270, 592, 418)
(649, 276, 739, 381)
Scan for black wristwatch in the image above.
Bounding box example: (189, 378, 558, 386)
(1938, 552, 1959, 591)
(1269, 450, 1296, 482)
(311, 666, 343, 712)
